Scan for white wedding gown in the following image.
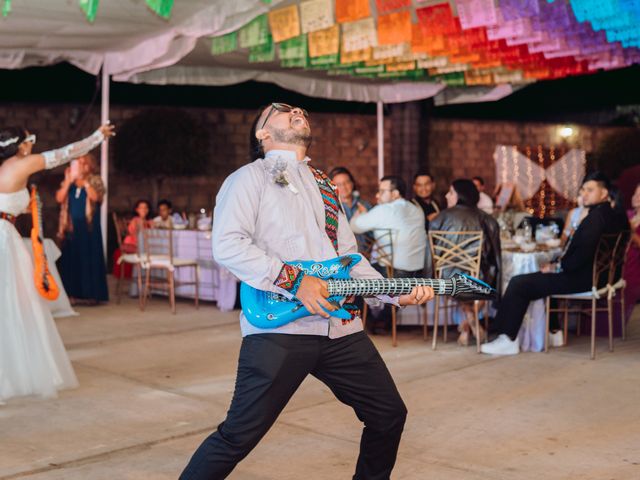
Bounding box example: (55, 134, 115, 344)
(0, 190, 78, 403)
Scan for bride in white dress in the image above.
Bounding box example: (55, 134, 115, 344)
(0, 123, 114, 403)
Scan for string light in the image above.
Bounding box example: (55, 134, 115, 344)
(537, 145, 545, 219)
(548, 146, 556, 216)
(560, 147, 571, 206)
(525, 146, 533, 213)
(501, 145, 509, 186)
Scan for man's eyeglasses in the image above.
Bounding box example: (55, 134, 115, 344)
(23, 134, 36, 145)
(259, 103, 309, 130)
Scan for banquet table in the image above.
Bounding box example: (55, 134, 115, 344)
(22, 237, 78, 318)
(131, 229, 238, 312)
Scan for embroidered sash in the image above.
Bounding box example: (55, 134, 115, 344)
(308, 164, 340, 255)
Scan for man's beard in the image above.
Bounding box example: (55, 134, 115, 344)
(269, 125, 312, 148)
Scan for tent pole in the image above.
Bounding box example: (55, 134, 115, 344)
(377, 101, 384, 180)
(100, 67, 110, 260)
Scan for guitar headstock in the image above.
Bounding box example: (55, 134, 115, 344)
(450, 273, 496, 301)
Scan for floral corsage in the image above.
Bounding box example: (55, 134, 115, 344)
(265, 156, 298, 194)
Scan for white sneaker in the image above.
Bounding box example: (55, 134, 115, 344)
(480, 334, 520, 355)
(548, 330, 564, 347)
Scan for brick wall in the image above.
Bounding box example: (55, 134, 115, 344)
(1, 101, 632, 239)
(0, 103, 391, 238)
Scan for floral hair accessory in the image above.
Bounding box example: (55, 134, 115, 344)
(0, 136, 19, 148)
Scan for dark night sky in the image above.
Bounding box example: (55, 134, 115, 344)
(1, 63, 640, 124)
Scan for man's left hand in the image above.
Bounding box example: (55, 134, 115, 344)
(540, 263, 556, 273)
(398, 286, 434, 306)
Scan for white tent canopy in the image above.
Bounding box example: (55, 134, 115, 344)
(0, 0, 515, 104)
(0, 0, 516, 253)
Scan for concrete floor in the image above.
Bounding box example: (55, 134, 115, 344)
(1, 284, 640, 480)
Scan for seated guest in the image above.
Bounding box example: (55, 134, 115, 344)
(328, 166, 371, 220)
(152, 199, 186, 228)
(122, 199, 152, 253)
(429, 179, 501, 345)
(625, 183, 640, 321)
(351, 175, 427, 277)
(481, 172, 630, 355)
(411, 171, 440, 229)
(351, 176, 427, 332)
(472, 176, 494, 215)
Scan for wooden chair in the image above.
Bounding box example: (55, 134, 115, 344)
(140, 225, 199, 314)
(544, 233, 621, 359)
(360, 229, 406, 347)
(112, 212, 144, 309)
(609, 231, 631, 340)
(428, 230, 485, 352)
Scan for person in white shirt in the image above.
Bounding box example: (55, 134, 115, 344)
(350, 175, 427, 275)
(473, 176, 494, 215)
(179, 102, 434, 480)
(152, 199, 185, 228)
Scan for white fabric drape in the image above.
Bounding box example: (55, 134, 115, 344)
(493, 145, 586, 200)
(124, 65, 446, 103)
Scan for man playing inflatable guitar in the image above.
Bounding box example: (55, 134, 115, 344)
(180, 103, 434, 479)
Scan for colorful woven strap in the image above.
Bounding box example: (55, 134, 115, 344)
(308, 165, 340, 254)
(1, 212, 17, 224)
(274, 263, 304, 295)
(342, 303, 361, 325)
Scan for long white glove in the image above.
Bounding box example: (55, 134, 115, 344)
(42, 129, 105, 170)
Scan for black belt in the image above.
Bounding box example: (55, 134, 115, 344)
(0, 212, 17, 224)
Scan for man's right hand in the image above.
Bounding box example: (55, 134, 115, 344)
(295, 276, 337, 319)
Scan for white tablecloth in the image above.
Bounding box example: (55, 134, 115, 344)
(502, 247, 562, 352)
(22, 238, 78, 318)
(131, 229, 238, 312)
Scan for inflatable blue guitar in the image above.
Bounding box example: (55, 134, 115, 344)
(241, 254, 495, 329)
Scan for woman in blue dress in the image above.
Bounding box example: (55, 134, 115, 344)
(56, 153, 108, 305)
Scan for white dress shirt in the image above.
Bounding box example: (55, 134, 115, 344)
(477, 192, 494, 215)
(349, 199, 427, 272)
(211, 150, 396, 339)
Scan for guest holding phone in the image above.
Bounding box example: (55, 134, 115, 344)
(122, 199, 152, 253)
(56, 153, 108, 305)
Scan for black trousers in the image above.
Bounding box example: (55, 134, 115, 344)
(495, 271, 591, 340)
(180, 331, 407, 480)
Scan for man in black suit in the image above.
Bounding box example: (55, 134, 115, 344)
(481, 172, 629, 355)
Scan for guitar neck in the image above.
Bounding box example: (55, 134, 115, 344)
(326, 278, 453, 297)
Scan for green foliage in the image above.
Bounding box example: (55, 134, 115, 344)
(113, 109, 209, 177)
(589, 128, 640, 181)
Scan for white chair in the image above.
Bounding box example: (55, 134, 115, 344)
(141, 226, 199, 314)
(545, 233, 620, 359)
(112, 212, 144, 310)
